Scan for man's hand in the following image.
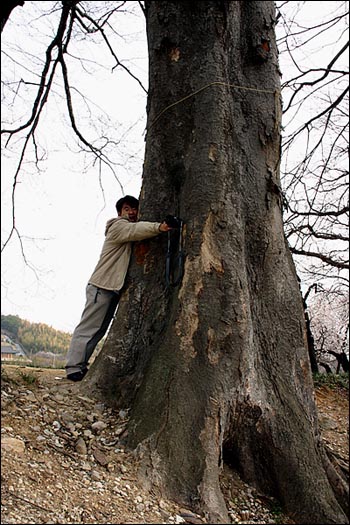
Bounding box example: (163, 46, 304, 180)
(159, 222, 173, 232)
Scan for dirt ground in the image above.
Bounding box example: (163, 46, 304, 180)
(1, 365, 348, 524)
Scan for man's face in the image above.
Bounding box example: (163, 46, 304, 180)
(120, 203, 138, 222)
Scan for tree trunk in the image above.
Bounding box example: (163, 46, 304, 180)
(320, 362, 333, 375)
(328, 350, 350, 374)
(85, 2, 348, 523)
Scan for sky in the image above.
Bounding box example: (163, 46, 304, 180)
(1, 1, 348, 333)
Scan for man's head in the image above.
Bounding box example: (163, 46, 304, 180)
(116, 195, 139, 222)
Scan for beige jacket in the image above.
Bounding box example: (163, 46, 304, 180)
(88, 217, 161, 291)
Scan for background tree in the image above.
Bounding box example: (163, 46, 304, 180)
(1, 314, 72, 355)
(1, 0, 146, 253)
(85, 2, 348, 523)
(276, 1, 349, 297)
(275, 1, 349, 377)
(308, 292, 349, 373)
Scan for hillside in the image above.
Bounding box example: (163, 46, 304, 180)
(1, 314, 72, 357)
(1, 365, 348, 524)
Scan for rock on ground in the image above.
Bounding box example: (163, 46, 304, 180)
(1, 365, 348, 524)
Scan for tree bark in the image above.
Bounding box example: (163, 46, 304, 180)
(84, 2, 348, 523)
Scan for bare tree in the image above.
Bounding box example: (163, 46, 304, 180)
(1, 0, 147, 254)
(309, 291, 349, 373)
(276, 1, 349, 296)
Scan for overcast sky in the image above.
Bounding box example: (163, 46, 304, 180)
(1, 1, 348, 333)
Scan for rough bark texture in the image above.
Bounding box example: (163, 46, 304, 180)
(85, 2, 348, 523)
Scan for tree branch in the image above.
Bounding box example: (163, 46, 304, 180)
(291, 248, 349, 270)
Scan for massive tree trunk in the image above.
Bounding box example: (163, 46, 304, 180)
(84, 2, 348, 523)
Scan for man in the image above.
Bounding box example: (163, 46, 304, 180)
(65, 195, 172, 381)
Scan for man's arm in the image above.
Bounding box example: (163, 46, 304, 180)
(109, 219, 171, 243)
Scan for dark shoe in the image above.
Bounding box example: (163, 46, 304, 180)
(67, 369, 88, 382)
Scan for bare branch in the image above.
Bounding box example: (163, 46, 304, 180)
(74, 3, 147, 93)
(291, 248, 349, 270)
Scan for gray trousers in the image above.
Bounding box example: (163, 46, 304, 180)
(65, 284, 119, 375)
